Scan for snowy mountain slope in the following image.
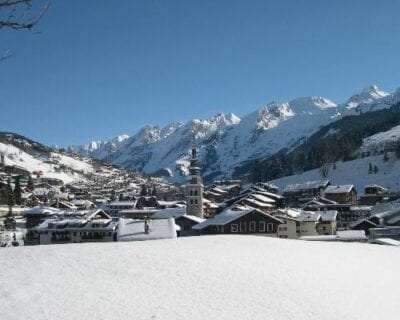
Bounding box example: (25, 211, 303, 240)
(0, 133, 100, 183)
(361, 124, 400, 154)
(70, 85, 399, 182)
(270, 152, 400, 194)
(1, 236, 399, 320)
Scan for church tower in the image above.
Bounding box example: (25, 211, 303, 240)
(186, 147, 204, 218)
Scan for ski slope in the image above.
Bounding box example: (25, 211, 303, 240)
(0, 236, 399, 320)
(271, 153, 400, 194)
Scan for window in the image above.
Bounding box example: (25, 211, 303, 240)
(190, 199, 193, 204)
(249, 221, 256, 232)
(194, 190, 198, 196)
(73, 232, 77, 236)
(190, 190, 193, 196)
(259, 221, 265, 232)
(267, 223, 274, 232)
(231, 224, 238, 233)
(240, 221, 247, 232)
(194, 199, 198, 204)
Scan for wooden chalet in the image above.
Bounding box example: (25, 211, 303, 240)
(193, 208, 283, 235)
(323, 185, 357, 204)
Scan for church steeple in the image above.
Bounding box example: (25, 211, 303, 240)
(186, 147, 204, 218)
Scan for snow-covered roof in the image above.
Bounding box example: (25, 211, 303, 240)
(23, 206, 61, 216)
(297, 212, 321, 222)
(349, 218, 378, 229)
(319, 210, 338, 222)
(249, 194, 275, 203)
(336, 230, 367, 241)
(117, 218, 177, 241)
(151, 207, 187, 219)
(324, 185, 355, 194)
(243, 198, 274, 208)
(283, 180, 330, 193)
(176, 215, 206, 224)
(193, 208, 282, 230)
(193, 208, 253, 230)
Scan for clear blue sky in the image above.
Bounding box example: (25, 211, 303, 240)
(1, 0, 400, 146)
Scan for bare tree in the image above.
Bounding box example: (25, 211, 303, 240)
(320, 163, 330, 178)
(0, 0, 50, 60)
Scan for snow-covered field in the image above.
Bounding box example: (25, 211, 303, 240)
(0, 236, 399, 320)
(271, 153, 400, 194)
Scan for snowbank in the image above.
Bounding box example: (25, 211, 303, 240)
(0, 236, 399, 320)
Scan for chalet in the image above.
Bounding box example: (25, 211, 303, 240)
(304, 199, 371, 229)
(277, 212, 320, 238)
(317, 210, 338, 235)
(36, 209, 118, 245)
(103, 201, 137, 217)
(283, 180, 330, 206)
(24, 206, 62, 229)
(203, 198, 219, 217)
(193, 208, 283, 236)
(277, 209, 337, 238)
(323, 185, 357, 204)
(350, 219, 378, 235)
(359, 184, 396, 205)
(49, 200, 77, 211)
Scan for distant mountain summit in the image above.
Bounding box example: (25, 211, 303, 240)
(69, 85, 400, 182)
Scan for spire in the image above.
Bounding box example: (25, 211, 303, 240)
(186, 147, 204, 218)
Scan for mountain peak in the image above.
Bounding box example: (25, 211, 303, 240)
(290, 97, 337, 113)
(345, 85, 389, 109)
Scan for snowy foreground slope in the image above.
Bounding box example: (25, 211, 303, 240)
(271, 152, 400, 194)
(1, 236, 399, 320)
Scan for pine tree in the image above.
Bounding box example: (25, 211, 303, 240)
(6, 179, 14, 208)
(374, 165, 379, 174)
(396, 143, 400, 159)
(383, 151, 389, 162)
(151, 186, 157, 196)
(140, 185, 148, 196)
(110, 189, 116, 202)
(14, 177, 22, 205)
(27, 176, 34, 191)
(368, 163, 373, 174)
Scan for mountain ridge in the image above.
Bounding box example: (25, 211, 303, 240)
(68, 85, 400, 182)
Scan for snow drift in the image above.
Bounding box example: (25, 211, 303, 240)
(0, 236, 399, 320)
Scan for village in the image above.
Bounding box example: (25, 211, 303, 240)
(1, 147, 400, 248)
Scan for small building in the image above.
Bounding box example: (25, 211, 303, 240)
(103, 201, 137, 217)
(283, 180, 330, 206)
(317, 210, 338, 235)
(36, 209, 118, 245)
(324, 185, 357, 204)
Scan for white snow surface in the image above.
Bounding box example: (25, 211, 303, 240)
(0, 142, 95, 183)
(271, 152, 400, 195)
(361, 124, 400, 153)
(0, 236, 399, 320)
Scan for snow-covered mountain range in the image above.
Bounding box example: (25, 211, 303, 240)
(69, 85, 400, 182)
